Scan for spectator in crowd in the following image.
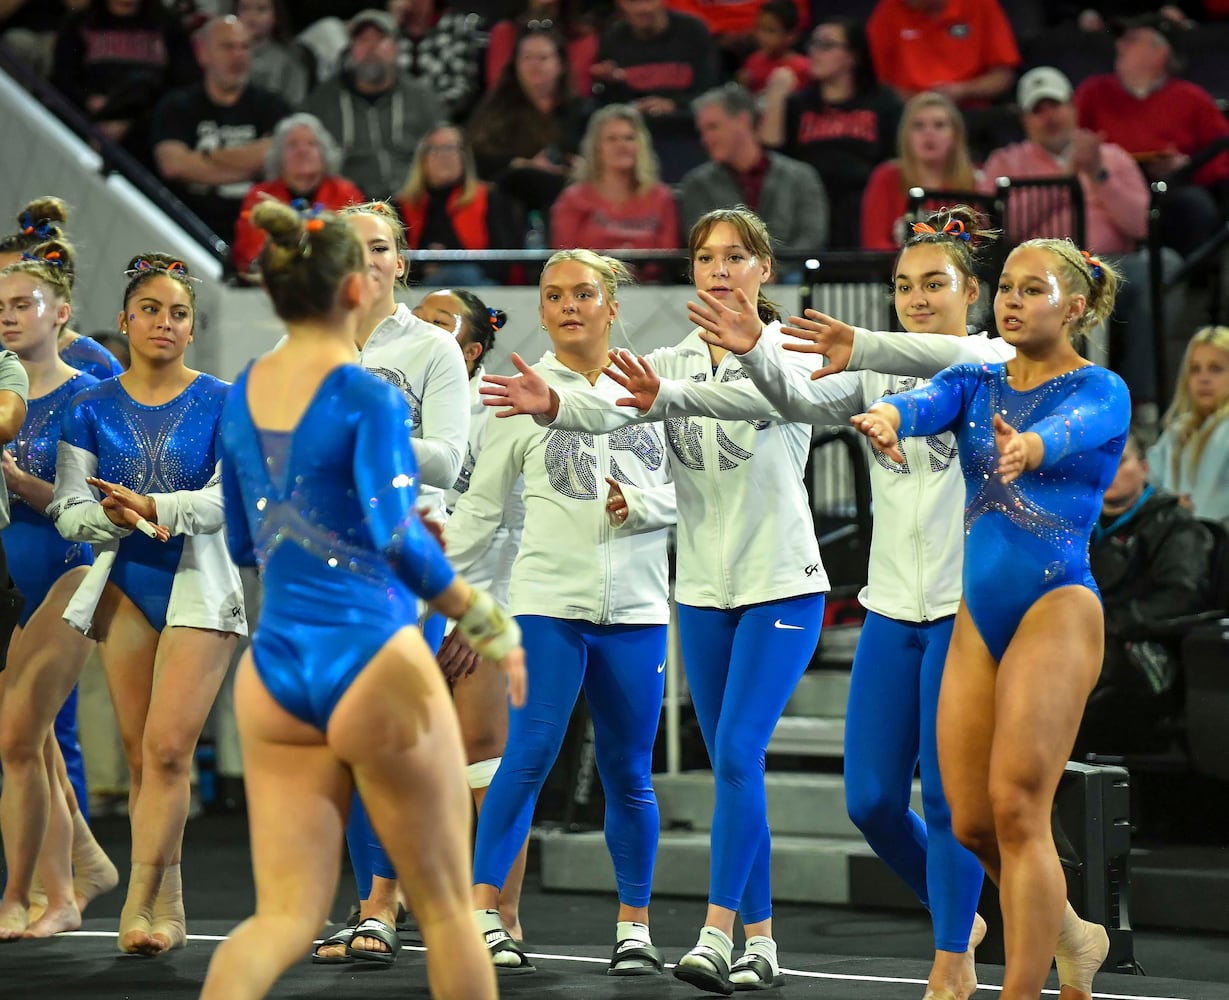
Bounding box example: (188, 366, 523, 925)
(389, 0, 486, 121)
(866, 0, 1019, 109)
(669, 0, 807, 75)
(231, 113, 364, 276)
(1054, 3, 1196, 31)
(150, 14, 291, 245)
(1149, 325, 1229, 521)
(301, 8, 442, 200)
(593, 0, 716, 114)
(231, 0, 309, 106)
(486, 0, 600, 98)
(1, 0, 88, 78)
(735, 0, 810, 97)
(678, 84, 828, 267)
(760, 16, 901, 249)
(550, 104, 680, 269)
(394, 123, 520, 286)
(467, 25, 586, 224)
(860, 90, 977, 250)
(1077, 430, 1217, 757)
(980, 66, 1183, 419)
(52, 0, 198, 159)
(1074, 13, 1229, 262)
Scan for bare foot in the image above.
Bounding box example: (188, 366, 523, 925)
(118, 895, 157, 955)
(504, 920, 524, 942)
(1056, 916, 1108, 1000)
(313, 939, 350, 961)
(74, 850, 120, 915)
(26, 881, 48, 924)
(0, 900, 30, 941)
(23, 900, 82, 939)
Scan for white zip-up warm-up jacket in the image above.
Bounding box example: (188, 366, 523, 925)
(446, 353, 676, 625)
(357, 303, 470, 521)
(546, 324, 829, 610)
(444, 367, 526, 607)
(730, 325, 1015, 622)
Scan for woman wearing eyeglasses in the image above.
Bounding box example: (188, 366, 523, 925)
(759, 16, 902, 249)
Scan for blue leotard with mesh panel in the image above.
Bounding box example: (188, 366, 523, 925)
(59, 336, 122, 382)
(219, 363, 456, 731)
(881, 362, 1130, 659)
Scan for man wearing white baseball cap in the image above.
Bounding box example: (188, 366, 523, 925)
(978, 65, 1182, 423)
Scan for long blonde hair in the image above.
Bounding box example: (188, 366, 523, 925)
(572, 104, 660, 195)
(1161, 325, 1229, 480)
(397, 125, 481, 207)
(897, 91, 976, 194)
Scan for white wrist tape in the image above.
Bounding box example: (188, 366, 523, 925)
(456, 588, 521, 662)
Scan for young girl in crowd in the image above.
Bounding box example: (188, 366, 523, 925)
(484, 208, 827, 994)
(847, 239, 1128, 1000)
(49, 253, 247, 955)
(861, 92, 978, 251)
(1149, 325, 1229, 521)
(198, 199, 525, 1000)
(310, 201, 471, 964)
(0, 241, 117, 941)
(413, 287, 529, 941)
(608, 206, 1004, 999)
(451, 249, 675, 976)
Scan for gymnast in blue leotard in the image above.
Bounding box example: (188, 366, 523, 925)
(0, 241, 121, 943)
(48, 253, 247, 957)
(851, 238, 1130, 1000)
(199, 199, 524, 1000)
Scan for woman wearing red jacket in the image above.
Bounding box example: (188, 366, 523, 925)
(395, 123, 519, 286)
(231, 113, 364, 277)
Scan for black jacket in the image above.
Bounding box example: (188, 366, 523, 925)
(1091, 487, 1215, 639)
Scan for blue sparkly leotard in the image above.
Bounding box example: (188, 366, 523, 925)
(60, 336, 122, 382)
(219, 363, 456, 731)
(883, 362, 1130, 659)
(7, 372, 98, 624)
(6, 371, 97, 814)
(55, 375, 231, 632)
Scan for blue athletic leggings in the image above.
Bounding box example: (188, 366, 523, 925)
(344, 618, 447, 901)
(677, 592, 824, 924)
(472, 616, 668, 908)
(843, 611, 984, 952)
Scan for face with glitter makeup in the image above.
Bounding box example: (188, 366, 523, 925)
(691, 221, 772, 310)
(894, 244, 978, 337)
(1187, 341, 1229, 420)
(994, 246, 1084, 351)
(539, 259, 618, 355)
(0, 272, 70, 359)
(119, 274, 194, 364)
(413, 290, 480, 374)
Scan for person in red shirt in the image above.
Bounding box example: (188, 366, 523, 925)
(861, 90, 978, 250)
(866, 0, 1019, 109)
(1074, 13, 1229, 262)
(550, 104, 680, 276)
(736, 0, 810, 96)
(232, 113, 364, 277)
(484, 0, 599, 98)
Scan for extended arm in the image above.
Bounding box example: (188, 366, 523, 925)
(413, 338, 471, 489)
(1029, 371, 1132, 470)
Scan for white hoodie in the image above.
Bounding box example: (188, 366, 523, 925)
(357, 302, 470, 520)
(446, 353, 675, 625)
(733, 325, 1015, 621)
(444, 367, 526, 607)
(546, 324, 828, 609)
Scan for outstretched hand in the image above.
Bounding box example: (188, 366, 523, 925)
(993, 413, 1040, 484)
(480, 353, 558, 419)
(687, 288, 765, 354)
(849, 408, 904, 464)
(604, 349, 662, 411)
(780, 309, 856, 380)
(87, 476, 170, 541)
